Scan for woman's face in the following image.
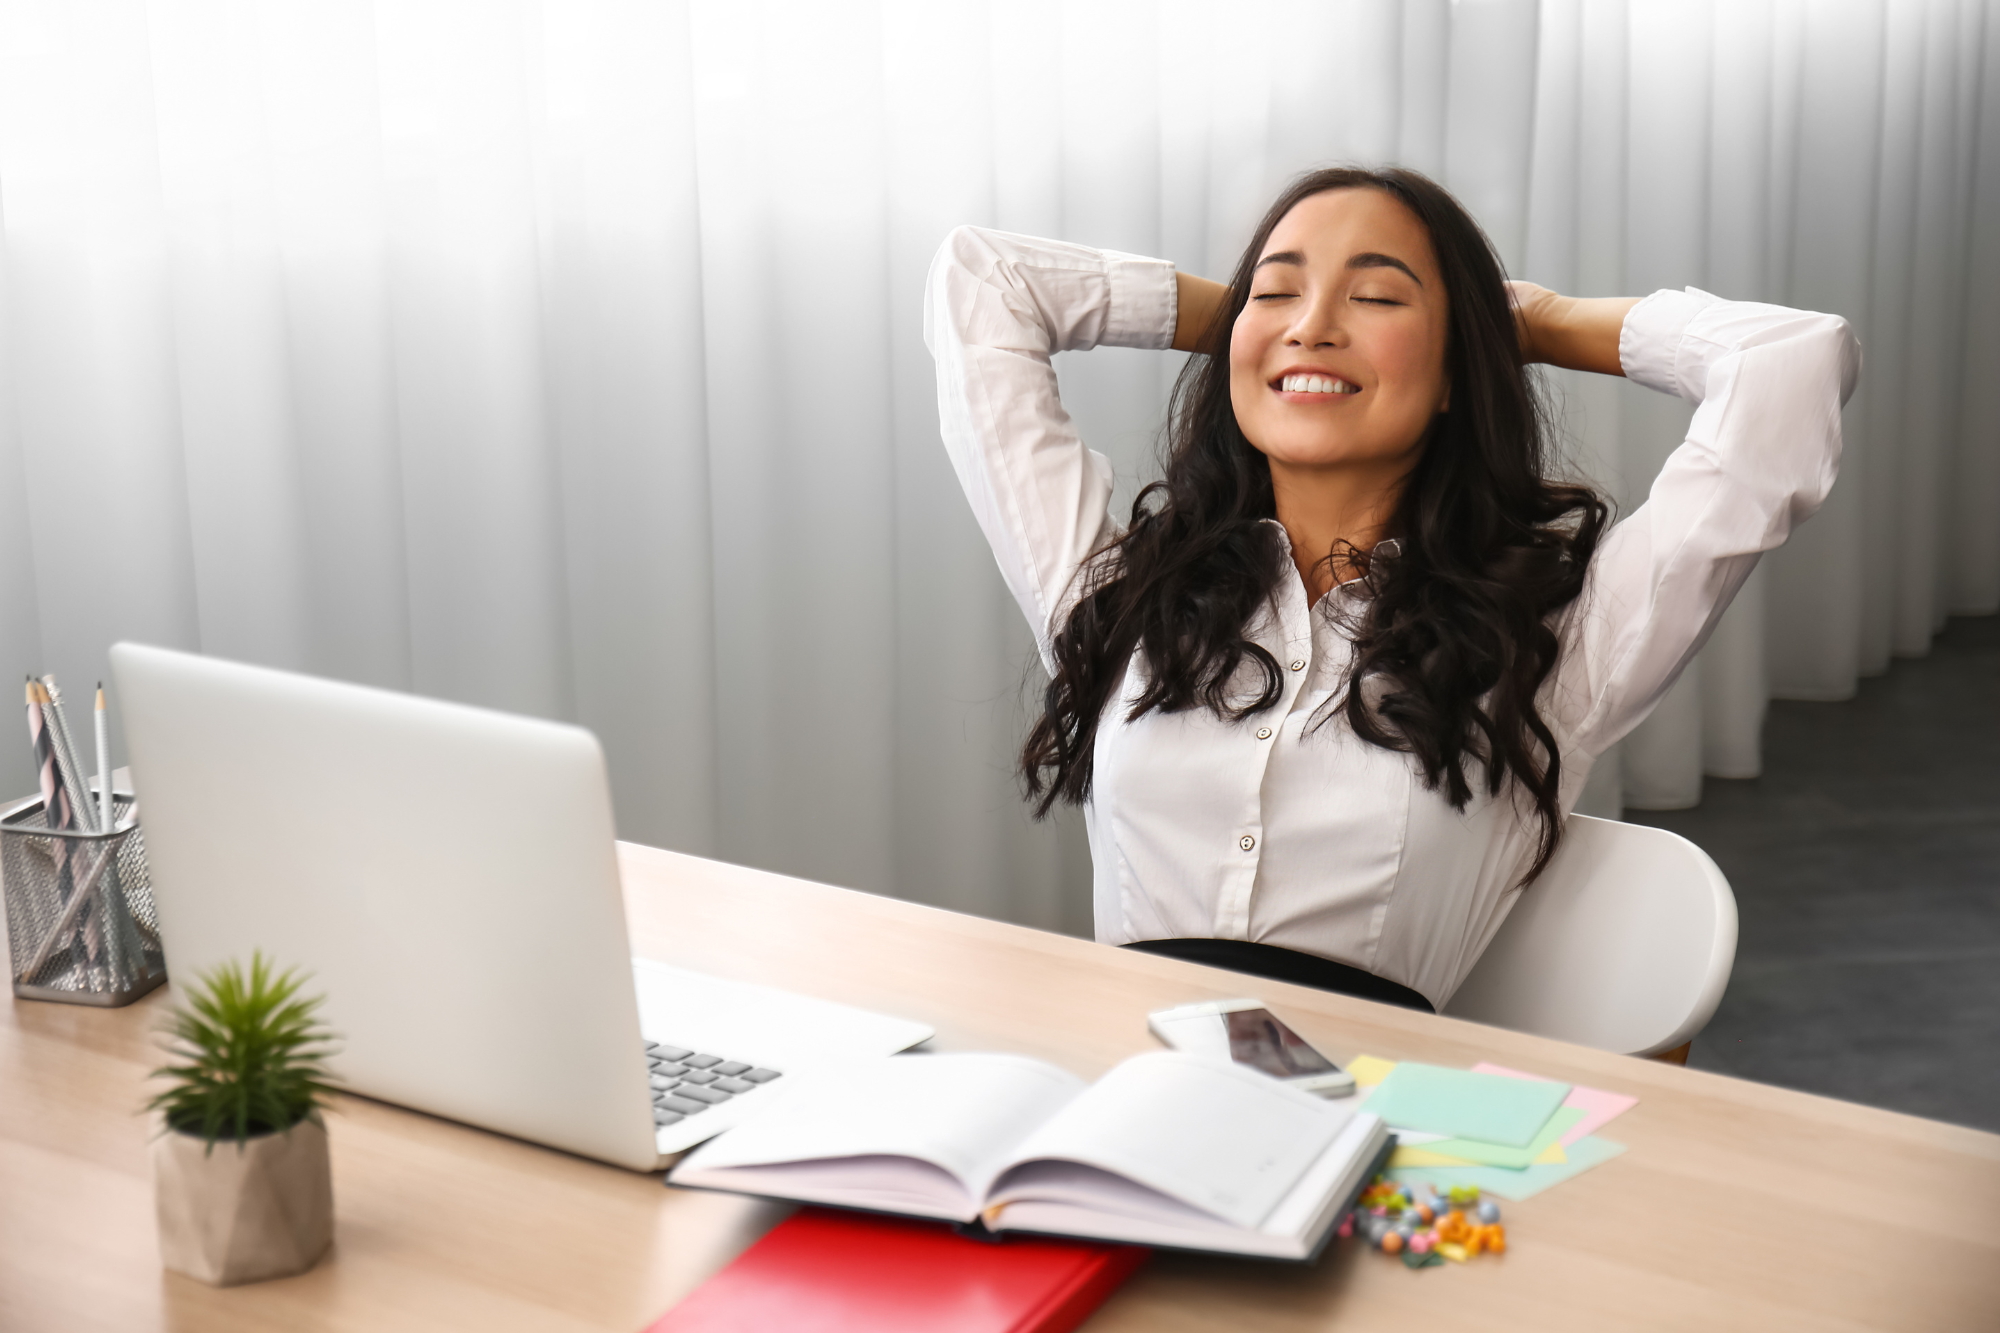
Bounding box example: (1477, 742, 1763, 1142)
(1228, 188, 1452, 475)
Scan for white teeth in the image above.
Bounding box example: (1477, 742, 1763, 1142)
(1280, 374, 1357, 395)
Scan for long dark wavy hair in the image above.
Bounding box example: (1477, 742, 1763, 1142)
(1022, 166, 1609, 884)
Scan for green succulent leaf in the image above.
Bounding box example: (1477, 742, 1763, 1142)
(145, 951, 340, 1152)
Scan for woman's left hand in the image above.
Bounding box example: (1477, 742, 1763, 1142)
(1505, 280, 1640, 378)
(1504, 280, 1561, 363)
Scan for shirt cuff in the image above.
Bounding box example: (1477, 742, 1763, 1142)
(1100, 250, 1179, 351)
(1619, 287, 1720, 401)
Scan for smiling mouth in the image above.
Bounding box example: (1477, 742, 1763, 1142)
(1275, 373, 1360, 395)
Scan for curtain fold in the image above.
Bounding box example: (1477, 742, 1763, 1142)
(2, 0, 1994, 930)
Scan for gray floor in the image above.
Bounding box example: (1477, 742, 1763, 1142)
(1627, 614, 2000, 1133)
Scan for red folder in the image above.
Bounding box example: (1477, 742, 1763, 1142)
(645, 1208, 1148, 1333)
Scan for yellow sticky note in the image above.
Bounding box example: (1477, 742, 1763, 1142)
(1348, 1054, 1398, 1088)
(1393, 1141, 1566, 1169)
(1390, 1145, 1479, 1169)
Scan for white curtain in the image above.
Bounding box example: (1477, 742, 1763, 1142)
(2, 0, 1994, 932)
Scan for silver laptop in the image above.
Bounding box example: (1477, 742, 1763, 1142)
(110, 642, 933, 1171)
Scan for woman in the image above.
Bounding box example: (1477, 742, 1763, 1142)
(925, 167, 1858, 1013)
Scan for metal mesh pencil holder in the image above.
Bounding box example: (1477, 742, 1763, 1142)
(2, 794, 165, 1006)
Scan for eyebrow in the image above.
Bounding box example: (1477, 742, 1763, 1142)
(1253, 249, 1425, 286)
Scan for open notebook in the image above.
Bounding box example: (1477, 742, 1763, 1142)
(668, 1050, 1390, 1260)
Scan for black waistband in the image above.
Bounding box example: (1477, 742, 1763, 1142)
(1121, 939, 1435, 1013)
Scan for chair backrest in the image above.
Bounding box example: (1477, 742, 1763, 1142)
(1443, 815, 1737, 1057)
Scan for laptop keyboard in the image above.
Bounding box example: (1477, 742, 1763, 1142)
(645, 1040, 782, 1125)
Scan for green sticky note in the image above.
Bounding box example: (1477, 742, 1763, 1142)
(1420, 1105, 1586, 1168)
(1363, 1063, 1571, 1147)
(1387, 1135, 1627, 1201)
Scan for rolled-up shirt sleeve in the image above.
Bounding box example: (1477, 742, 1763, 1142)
(925, 226, 1179, 667)
(1552, 287, 1863, 776)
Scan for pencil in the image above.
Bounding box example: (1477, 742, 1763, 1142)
(94, 684, 113, 831)
(37, 677, 97, 834)
(20, 679, 82, 982)
(25, 680, 71, 832)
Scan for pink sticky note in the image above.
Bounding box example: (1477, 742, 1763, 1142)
(1472, 1062, 1638, 1146)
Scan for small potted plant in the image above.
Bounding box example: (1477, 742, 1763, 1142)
(147, 952, 338, 1286)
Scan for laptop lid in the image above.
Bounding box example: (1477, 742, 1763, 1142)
(111, 642, 662, 1170)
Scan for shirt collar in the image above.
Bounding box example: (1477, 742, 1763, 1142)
(1261, 520, 1400, 600)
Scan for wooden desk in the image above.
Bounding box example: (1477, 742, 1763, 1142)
(4, 842, 1997, 1331)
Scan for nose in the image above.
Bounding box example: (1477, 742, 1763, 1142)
(1285, 287, 1348, 350)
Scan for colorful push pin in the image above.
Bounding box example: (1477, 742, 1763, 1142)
(1476, 1199, 1501, 1224)
(1407, 1231, 1434, 1256)
(1381, 1230, 1406, 1255)
(1337, 1214, 1355, 1240)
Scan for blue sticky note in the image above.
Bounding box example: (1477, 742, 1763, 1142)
(1387, 1135, 1627, 1201)
(1363, 1062, 1571, 1147)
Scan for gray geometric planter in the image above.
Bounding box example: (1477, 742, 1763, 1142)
(152, 1113, 334, 1286)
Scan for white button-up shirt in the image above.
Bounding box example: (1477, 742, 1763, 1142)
(925, 227, 1860, 1009)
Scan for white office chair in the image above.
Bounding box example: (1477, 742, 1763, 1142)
(1444, 814, 1737, 1058)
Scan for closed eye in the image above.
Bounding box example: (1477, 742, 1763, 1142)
(1354, 296, 1403, 306)
(1251, 292, 1296, 302)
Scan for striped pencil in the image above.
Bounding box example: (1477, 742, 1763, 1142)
(21, 680, 81, 981)
(39, 676, 99, 834)
(25, 680, 73, 834)
(23, 679, 114, 980)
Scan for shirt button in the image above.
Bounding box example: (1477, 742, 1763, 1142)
(1256, 727, 1273, 740)
(1239, 835, 1256, 851)
(1289, 659, 1306, 672)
